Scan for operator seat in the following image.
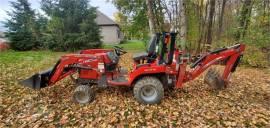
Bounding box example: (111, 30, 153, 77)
(133, 33, 160, 63)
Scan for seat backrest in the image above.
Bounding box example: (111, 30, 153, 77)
(159, 32, 177, 65)
(147, 33, 160, 56)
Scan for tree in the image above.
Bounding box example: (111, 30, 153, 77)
(178, 0, 187, 42)
(217, 0, 226, 40)
(205, 0, 216, 45)
(236, 0, 253, 41)
(5, 0, 41, 51)
(111, 0, 168, 38)
(114, 12, 131, 39)
(146, 0, 157, 34)
(41, 0, 101, 51)
(111, 0, 150, 39)
(111, 0, 269, 56)
(196, 0, 209, 53)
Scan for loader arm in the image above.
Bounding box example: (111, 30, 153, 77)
(48, 56, 82, 85)
(20, 54, 99, 89)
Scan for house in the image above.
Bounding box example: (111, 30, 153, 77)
(96, 11, 123, 44)
(0, 32, 9, 51)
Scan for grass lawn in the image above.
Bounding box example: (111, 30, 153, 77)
(0, 40, 145, 64)
(0, 50, 64, 64)
(103, 40, 146, 52)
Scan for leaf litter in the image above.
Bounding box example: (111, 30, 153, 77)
(0, 53, 270, 127)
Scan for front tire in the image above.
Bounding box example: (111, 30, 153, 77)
(73, 85, 95, 104)
(133, 76, 164, 104)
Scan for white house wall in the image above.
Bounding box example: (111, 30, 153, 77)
(100, 26, 121, 44)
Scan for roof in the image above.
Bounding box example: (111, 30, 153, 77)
(96, 10, 118, 26)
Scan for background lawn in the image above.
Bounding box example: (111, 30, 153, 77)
(0, 40, 146, 65)
(0, 51, 64, 64)
(103, 40, 146, 52)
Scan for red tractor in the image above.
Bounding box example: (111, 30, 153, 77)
(21, 32, 245, 104)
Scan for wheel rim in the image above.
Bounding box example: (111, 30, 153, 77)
(75, 91, 89, 103)
(140, 85, 157, 102)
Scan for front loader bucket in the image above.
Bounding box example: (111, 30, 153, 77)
(20, 69, 52, 89)
(20, 60, 61, 89)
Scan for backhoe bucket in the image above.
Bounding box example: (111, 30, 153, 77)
(20, 69, 52, 89)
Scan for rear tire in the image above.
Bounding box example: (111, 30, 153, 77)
(133, 76, 164, 104)
(73, 85, 95, 104)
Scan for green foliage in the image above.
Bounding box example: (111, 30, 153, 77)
(103, 40, 145, 52)
(0, 50, 63, 63)
(111, 0, 149, 39)
(112, 0, 168, 39)
(241, 2, 270, 49)
(235, 0, 253, 41)
(242, 46, 269, 68)
(36, 14, 48, 49)
(185, 0, 200, 51)
(233, 1, 270, 68)
(142, 36, 151, 49)
(41, 0, 101, 51)
(4, 0, 41, 51)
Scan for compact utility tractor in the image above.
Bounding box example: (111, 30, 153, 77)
(21, 32, 245, 104)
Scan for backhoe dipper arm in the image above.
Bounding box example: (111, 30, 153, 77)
(186, 44, 245, 83)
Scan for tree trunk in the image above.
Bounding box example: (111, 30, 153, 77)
(206, 0, 216, 45)
(178, 0, 187, 42)
(196, 0, 207, 54)
(242, 2, 252, 38)
(217, 0, 226, 40)
(146, 0, 156, 34)
(155, 0, 164, 32)
(236, 0, 253, 41)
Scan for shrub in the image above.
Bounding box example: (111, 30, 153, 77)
(242, 46, 269, 68)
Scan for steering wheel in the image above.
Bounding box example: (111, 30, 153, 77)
(113, 46, 127, 56)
